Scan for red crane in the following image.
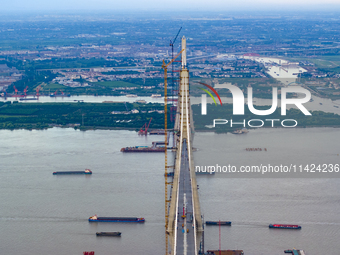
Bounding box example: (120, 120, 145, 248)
(138, 118, 152, 136)
(24, 86, 28, 96)
(36, 85, 41, 97)
(13, 85, 18, 95)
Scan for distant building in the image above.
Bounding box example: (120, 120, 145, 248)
(135, 100, 147, 104)
(243, 53, 260, 57)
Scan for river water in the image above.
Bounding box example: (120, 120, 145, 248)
(0, 128, 339, 255)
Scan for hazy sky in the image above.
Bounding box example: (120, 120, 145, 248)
(2, 0, 340, 12)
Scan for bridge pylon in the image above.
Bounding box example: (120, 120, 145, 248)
(166, 36, 203, 255)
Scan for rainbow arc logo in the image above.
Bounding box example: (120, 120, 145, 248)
(198, 82, 222, 115)
(198, 82, 222, 106)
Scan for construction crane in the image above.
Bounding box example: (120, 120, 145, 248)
(138, 118, 152, 136)
(124, 102, 129, 112)
(169, 27, 182, 123)
(162, 48, 184, 255)
(169, 27, 182, 89)
(170, 27, 182, 49)
(13, 85, 18, 96)
(36, 85, 41, 97)
(23, 86, 28, 96)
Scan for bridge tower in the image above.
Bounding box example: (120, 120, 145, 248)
(167, 36, 204, 255)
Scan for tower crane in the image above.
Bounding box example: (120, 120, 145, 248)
(169, 27, 182, 122)
(162, 48, 184, 255)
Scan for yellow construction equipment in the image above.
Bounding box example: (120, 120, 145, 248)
(162, 48, 184, 255)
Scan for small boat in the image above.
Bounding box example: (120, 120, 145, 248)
(232, 128, 248, 134)
(89, 215, 145, 223)
(53, 169, 92, 175)
(96, 232, 121, 237)
(206, 221, 231, 226)
(196, 170, 215, 175)
(269, 224, 301, 229)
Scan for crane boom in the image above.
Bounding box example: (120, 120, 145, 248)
(146, 117, 152, 132)
(24, 86, 28, 96)
(170, 27, 182, 46)
(162, 49, 184, 69)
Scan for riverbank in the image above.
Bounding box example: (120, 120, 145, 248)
(0, 101, 339, 132)
(0, 101, 167, 131)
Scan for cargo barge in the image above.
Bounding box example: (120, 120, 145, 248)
(121, 146, 166, 152)
(206, 221, 231, 226)
(53, 169, 92, 175)
(284, 249, 306, 255)
(269, 224, 301, 229)
(149, 130, 165, 135)
(19, 97, 38, 101)
(96, 232, 121, 237)
(89, 215, 145, 223)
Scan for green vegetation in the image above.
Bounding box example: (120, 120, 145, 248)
(0, 101, 339, 132)
(290, 55, 340, 73)
(44, 83, 68, 90)
(93, 81, 139, 88)
(192, 103, 340, 133)
(0, 102, 169, 131)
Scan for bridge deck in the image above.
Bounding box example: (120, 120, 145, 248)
(176, 140, 195, 254)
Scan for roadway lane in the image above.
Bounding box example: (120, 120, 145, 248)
(176, 140, 195, 255)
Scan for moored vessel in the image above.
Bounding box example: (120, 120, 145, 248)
(96, 232, 121, 236)
(269, 224, 301, 229)
(120, 146, 166, 152)
(89, 215, 145, 223)
(53, 169, 92, 175)
(19, 97, 38, 101)
(206, 221, 231, 226)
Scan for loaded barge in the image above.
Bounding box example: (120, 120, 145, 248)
(206, 221, 231, 226)
(89, 215, 145, 223)
(96, 232, 121, 237)
(121, 146, 166, 152)
(284, 249, 306, 255)
(269, 224, 301, 229)
(53, 169, 92, 175)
